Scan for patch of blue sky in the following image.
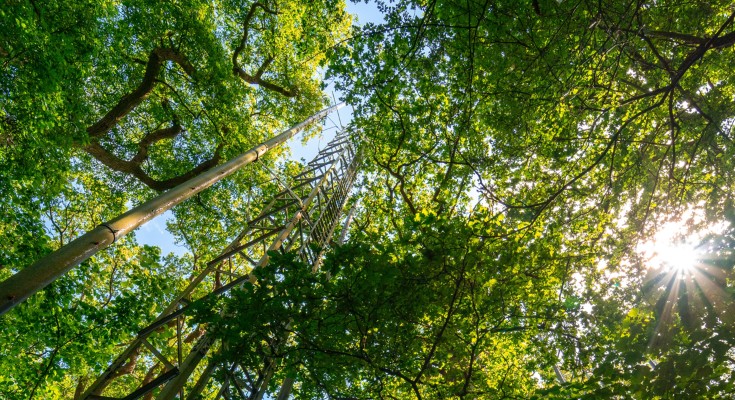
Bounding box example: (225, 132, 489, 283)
(347, 1, 385, 26)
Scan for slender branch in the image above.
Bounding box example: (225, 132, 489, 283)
(29, 347, 60, 399)
(431, 132, 461, 204)
(531, 99, 667, 216)
(670, 12, 735, 86)
(131, 124, 183, 164)
(647, 29, 735, 49)
(255, 56, 274, 79)
(414, 258, 465, 385)
(235, 66, 296, 97)
(73, 376, 88, 400)
(646, 30, 707, 45)
(232, 2, 277, 66)
(373, 157, 418, 214)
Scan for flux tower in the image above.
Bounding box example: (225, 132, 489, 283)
(85, 127, 360, 399)
(0, 105, 359, 399)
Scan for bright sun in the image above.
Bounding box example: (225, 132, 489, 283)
(654, 241, 699, 274)
(637, 207, 733, 274)
(638, 218, 703, 274)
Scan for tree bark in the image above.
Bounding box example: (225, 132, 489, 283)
(84, 141, 224, 192)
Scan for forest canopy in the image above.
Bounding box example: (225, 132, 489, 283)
(2, 0, 735, 399)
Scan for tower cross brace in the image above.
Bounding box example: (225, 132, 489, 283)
(82, 128, 361, 400)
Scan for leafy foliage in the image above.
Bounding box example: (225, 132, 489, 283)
(198, 212, 572, 398)
(4, 0, 735, 398)
(0, 0, 350, 397)
(329, 0, 735, 397)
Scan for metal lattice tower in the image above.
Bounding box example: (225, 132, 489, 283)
(82, 129, 360, 399)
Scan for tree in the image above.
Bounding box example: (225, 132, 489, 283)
(533, 213, 735, 399)
(197, 210, 570, 398)
(4, 0, 735, 398)
(0, 0, 350, 397)
(0, 165, 188, 398)
(327, 0, 735, 397)
(333, 0, 735, 229)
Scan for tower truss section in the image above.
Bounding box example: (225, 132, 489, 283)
(82, 129, 360, 400)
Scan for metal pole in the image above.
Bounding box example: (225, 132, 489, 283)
(0, 103, 344, 316)
(79, 129, 358, 399)
(553, 365, 566, 384)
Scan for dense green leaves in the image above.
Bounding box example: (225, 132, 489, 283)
(1, 0, 350, 397)
(3, 0, 735, 398)
(198, 211, 579, 398)
(324, 0, 735, 397)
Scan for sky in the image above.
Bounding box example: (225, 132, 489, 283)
(135, 1, 384, 256)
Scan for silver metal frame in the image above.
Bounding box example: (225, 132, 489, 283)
(82, 129, 360, 400)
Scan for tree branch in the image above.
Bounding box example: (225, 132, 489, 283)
(87, 47, 195, 138)
(414, 259, 465, 385)
(84, 140, 223, 191)
(374, 156, 418, 215)
(255, 56, 274, 79)
(647, 30, 735, 49)
(670, 12, 735, 86)
(131, 123, 183, 164)
(231, 2, 296, 97)
(235, 66, 297, 97)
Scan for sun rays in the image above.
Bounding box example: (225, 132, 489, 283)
(637, 216, 735, 349)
